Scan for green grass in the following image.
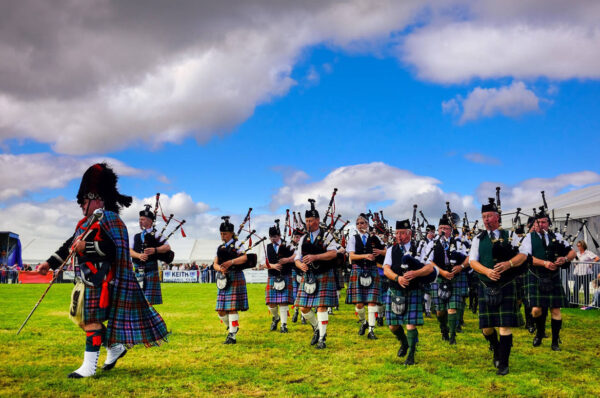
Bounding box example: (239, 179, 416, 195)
(1, 284, 599, 397)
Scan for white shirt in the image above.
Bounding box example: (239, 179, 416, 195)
(468, 229, 520, 263)
(294, 229, 337, 261)
(383, 241, 412, 267)
(574, 249, 599, 275)
(518, 231, 569, 257)
(215, 238, 245, 256)
(346, 231, 370, 253)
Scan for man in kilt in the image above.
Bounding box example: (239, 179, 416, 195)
(346, 214, 382, 339)
(290, 229, 303, 323)
(469, 199, 527, 375)
(37, 163, 169, 378)
(419, 225, 436, 318)
(519, 210, 575, 351)
(294, 200, 339, 349)
(265, 223, 296, 333)
(383, 219, 436, 365)
(130, 205, 171, 305)
(427, 216, 470, 345)
(214, 217, 249, 344)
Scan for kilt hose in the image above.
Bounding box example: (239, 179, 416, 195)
(477, 279, 520, 328)
(386, 287, 424, 326)
(431, 273, 468, 311)
(525, 270, 567, 309)
(142, 268, 163, 305)
(295, 268, 339, 308)
(346, 264, 382, 304)
(265, 274, 294, 305)
(216, 269, 249, 312)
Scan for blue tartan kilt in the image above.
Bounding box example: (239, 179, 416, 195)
(525, 270, 567, 309)
(265, 274, 294, 304)
(431, 276, 466, 311)
(83, 284, 111, 324)
(380, 274, 390, 305)
(478, 279, 519, 328)
(291, 268, 300, 300)
(142, 269, 162, 305)
(295, 268, 339, 308)
(216, 269, 249, 312)
(386, 287, 424, 326)
(346, 264, 381, 304)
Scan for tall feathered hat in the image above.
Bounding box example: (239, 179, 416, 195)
(481, 197, 498, 213)
(305, 199, 319, 218)
(139, 204, 155, 220)
(220, 216, 234, 232)
(77, 163, 132, 214)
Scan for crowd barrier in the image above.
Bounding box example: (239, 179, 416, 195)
(562, 261, 600, 308)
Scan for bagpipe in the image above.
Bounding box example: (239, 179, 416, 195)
(142, 193, 186, 265)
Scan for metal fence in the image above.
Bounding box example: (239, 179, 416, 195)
(561, 261, 600, 308)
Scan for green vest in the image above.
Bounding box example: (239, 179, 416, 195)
(477, 229, 510, 283)
(530, 232, 548, 260)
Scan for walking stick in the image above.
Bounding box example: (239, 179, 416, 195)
(17, 209, 104, 335)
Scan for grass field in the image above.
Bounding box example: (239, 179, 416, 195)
(1, 283, 599, 397)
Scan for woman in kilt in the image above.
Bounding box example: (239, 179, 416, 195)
(383, 220, 435, 366)
(469, 200, 527, 376)
(265, 223, 297, 333)
(347, 214, 382, 339)
(519, 211, 575, 351)
(37, 163, 169, 378)
(214, 217, 249, 344)
(294, 200, 339, 349)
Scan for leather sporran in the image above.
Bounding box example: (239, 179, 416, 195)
(273, 276, 286, 291)
(438, 281, 452, 302)
(295, 273, 303, 285)
(484, 286, 503, 306)
(216, 272, 229, 290)
(391, 293, 407, 315)
(69, 281, 85, 327)
(303, 272, 317, 295)
(359, 270, 373, 287)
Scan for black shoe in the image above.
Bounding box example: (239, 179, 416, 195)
(449, 336, 456, 345)
(358, 322, 368, 336)
(316, 340, 326, 349)
(425, 311, 432, 318)
(280, 324, 288, 333)
(397, 344, 408, 357)
(67, 372, 85, 379)
(224, 333, 237, 344)
(102, 348, 128, 371)
(292, 310, 299, 323)
(377, 317, 384, 327)
(456, 324, 463, 333)
(270, 317, 280, 332)
(367, 330, 378, 340)
(533, 336, 543, 347)
(441, 331, 449, 341)
(310, 328, 320, 345)
(496, 366, 509, 376)
(551, 343, 561, 351)
(404, 357, 415, 366)
(301, 317, 307, 325)
(527, 325, 536, 334)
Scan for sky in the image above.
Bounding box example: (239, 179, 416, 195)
(1, 0, 599, 245)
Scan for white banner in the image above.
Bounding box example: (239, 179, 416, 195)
(243, 269, 268, 283)
(62, 271, 75, 281)
(163, 270, 199, 283)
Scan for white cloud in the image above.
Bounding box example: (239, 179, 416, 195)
(0, 153, 149, 201)
(464, 153, 501, 165)
(443, 82, 541, 123)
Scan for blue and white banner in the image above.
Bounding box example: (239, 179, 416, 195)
(163, 270, 199, 283)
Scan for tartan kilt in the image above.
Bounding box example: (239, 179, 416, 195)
(478, 279, 519, 328)
(216, 269, 249, 312)
(265, 274, 294, 305)
(291, 268, 300, 300)
(346, 264, 381, 304)
(386, 287, 424, 326)
(143, 269, 162, 305)
(380, 275, 390, 305)
(525, 270, 567, 309)
(335, 267, 345, 290)
(295, 268, 339, 308)
(515, 273, 526, 303)
(454, 272, 469, 297)
(82, 284, 111, 324)
(431, 276, 466, 311)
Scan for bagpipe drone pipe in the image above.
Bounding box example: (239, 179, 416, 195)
(146, 193, 186, 264)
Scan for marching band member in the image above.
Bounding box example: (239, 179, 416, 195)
(36, 163, 169, 378)
(290, 229, 303, 323)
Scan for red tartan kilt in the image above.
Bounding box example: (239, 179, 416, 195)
(216, 269, 249, 311)
(294, 268, 339, 308)
(143, 269, 163, 305)
(346, 264, 381, 304)
(83, 284, 111, 324)
(265, 274, 294, 304)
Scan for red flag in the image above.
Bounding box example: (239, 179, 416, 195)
(181, 228, 186, 238)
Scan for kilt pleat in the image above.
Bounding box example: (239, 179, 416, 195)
(216, 269, 249, 311)
(291, 268, 300, 300)
(346, 264, 381, 304)
(431, 275, 466, 311)
(386, 287, 424, 326)
(265, 274, 294, 304)
(143, 269, 163, 305)
(525, 270, 567, 308)
(83, 284, 111, 324)
(294, 268, 339, 308)
(477, 279, 519, 328)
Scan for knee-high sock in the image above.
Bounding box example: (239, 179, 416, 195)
(407, 329, 418, 361)
(448, 313, 457, 338)
(356, 306, 366, 322)
(534, 314, 545, 338)
(424, 293, 432, 312)
(551, 319, 562, 344)
(392, 326, 408, 346)
(378, 304, 385, 318)
(73, 329, 103, 377)
(219, 314, 230, 331)
(279, 305, 289, 325)
(438, 312, 448, 333)
(302, 310, 318, 328)
(458, 304, 465, 324)
(229, 314, 239, 337)
(498, 334, 513, 369)
(368, 306, 377, 330)
(317, 311, 329, 341)
(484, 329, 499, 351)
(269, 306, 279, 320)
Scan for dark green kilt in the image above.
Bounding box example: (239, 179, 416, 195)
(525, 270, 567, 308)
(478, 279, 519, 328)
(431, 275, 466, 311)
(386, 287, 423, 326)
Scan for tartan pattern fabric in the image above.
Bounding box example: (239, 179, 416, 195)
(477, 279, 519, 328)
(291, 268, 299, 300)
(79, 211, 169, 348)
(454, 271, 469, 297)
(82, 284, 110, 324)
(525, 270, 567, 308)
(294, 268, 339, 308)
(431, 276, 466, 311)
(265, 274, 294, 304)
(380, 277, 390, 305)
(143, 268, 163, 305)
(515, 273, 526, 303)
(385, 287, 424, 326)
(346, 264, 381, 304)
(335, 267, 345, 290)
(216, 269, 249, 311)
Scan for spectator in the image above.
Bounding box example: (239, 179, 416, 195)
(575, 241, 600, 308)
(0, 263, 7, 284)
